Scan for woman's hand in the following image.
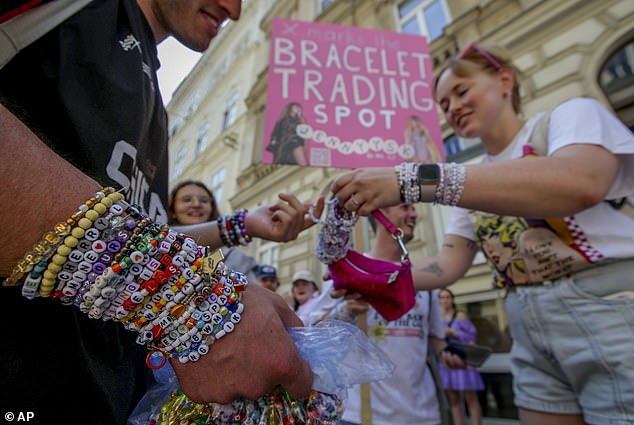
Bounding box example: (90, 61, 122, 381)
(245, 194, 324, 242)
(331, 167, 401, 215)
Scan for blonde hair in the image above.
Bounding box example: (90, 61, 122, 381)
(434, 44, 523, 114)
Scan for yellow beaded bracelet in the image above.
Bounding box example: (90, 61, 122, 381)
(3, 187, 118, 287)
(39, 191, 125, 297)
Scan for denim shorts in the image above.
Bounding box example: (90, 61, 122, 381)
(504, 259, 634, 425)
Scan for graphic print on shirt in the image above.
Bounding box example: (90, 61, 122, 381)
(468, 212, 602, 287)
(106, 140, 168, 224)
(368, 309, 425, 341)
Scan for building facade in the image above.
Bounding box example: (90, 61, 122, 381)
(167, 0, 634, 421)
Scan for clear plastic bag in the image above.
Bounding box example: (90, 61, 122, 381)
(127, 320, 394, 425)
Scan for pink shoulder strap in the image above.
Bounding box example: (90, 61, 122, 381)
(371, 210, 399, 236)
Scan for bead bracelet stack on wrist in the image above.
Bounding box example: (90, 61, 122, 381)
(3, 187, 253, 367)
(396, 162, 466, 207)
(216, 208, 252, 247)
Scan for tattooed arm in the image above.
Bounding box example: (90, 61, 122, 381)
(411, 234, 478, 291)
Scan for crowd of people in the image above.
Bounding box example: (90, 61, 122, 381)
(1, 1, 632, 425)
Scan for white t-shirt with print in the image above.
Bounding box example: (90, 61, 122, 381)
(342, 290, 445, 425)
(447, 98, 634, 284)
(295, 291, 323, 326)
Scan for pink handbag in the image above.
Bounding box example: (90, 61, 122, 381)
(328, 210, 416, 321)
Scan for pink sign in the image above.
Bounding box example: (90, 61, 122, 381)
(262, 18, 444, 168)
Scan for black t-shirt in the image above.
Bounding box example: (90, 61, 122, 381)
(0, 1, 169, 423)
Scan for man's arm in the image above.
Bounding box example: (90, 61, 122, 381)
(0, 103, 100, 276)
(0, 103, 313, 402)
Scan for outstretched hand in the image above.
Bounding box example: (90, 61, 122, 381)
(246, 194, 325, 242)
(331, 167, 401, 215)
(172, 284, 313, 404)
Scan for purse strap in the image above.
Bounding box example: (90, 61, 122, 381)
(371, 210, 410, 264)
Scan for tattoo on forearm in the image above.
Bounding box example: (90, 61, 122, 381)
(466, 240, 478, 252)
(420, 262, 443, 277)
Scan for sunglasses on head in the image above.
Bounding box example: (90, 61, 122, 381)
(458, 41, 503, 70)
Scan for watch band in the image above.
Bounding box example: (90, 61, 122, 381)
(418, 164, 440, 203)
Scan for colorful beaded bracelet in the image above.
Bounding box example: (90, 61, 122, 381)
(10, 188, 250, 365)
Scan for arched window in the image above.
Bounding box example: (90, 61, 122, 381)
(599, 40, 634, 130)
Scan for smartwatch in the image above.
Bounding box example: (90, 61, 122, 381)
(417, 164, 440, 202)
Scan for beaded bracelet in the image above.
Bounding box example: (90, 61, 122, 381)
(39, 191, 126, 297)
(50, 198, 136, 304)
(216, 209, 252, 247)
(435, 163, 466, 207)
(9, 189, 250, 366)
(5, 187, 118, 287)
(394, 162, 466, 207)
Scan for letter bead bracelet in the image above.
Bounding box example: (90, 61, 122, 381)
(4, 187, 250, 366)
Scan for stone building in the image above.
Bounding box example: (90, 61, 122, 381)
(166, 1, 634, 421)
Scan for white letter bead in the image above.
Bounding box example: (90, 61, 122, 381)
(182, 283, 194, 295)
(189, 274, 201, 286)
(181, 268, 194, 280)
(139, 267, 153, 281)
(171, 255, 185, 268)
(129, 264, 143, 275)
(110, 204, 124, 214)
(211, 313, 222, 325)
(129, 251, 144, 264)
(146, 258, 160, 271)
(130, 291, 145, 303)
(165, 231, 177, 243)
(84, 228, 100, 241)
(101, 287, 117, 299)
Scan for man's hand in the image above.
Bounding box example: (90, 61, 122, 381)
(246, 194, 324, 242)
(171, 284, 313, 404)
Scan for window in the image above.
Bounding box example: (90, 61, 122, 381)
(222, 91, 240, 130)
(196, 122, 210, 154)
(398, 0, 449, 42)
(170, 116, 183, 137)
(443, 134, 485, 163)
(258, 241, 279, 269)
(209, 167, 225, 204)
(599, 40, 634, 131)
(172, 147, 187, 179)
(186, 93, 201, 119)
(320, 0, 335, 12)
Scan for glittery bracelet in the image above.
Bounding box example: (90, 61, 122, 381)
(435, 163, 466, 207)
(7, 187, 119, 288)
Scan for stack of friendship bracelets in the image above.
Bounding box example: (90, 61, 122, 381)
(396, 162, 466, 206)
(138, 386, 342, 425)
(3, 187, 252, 365)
